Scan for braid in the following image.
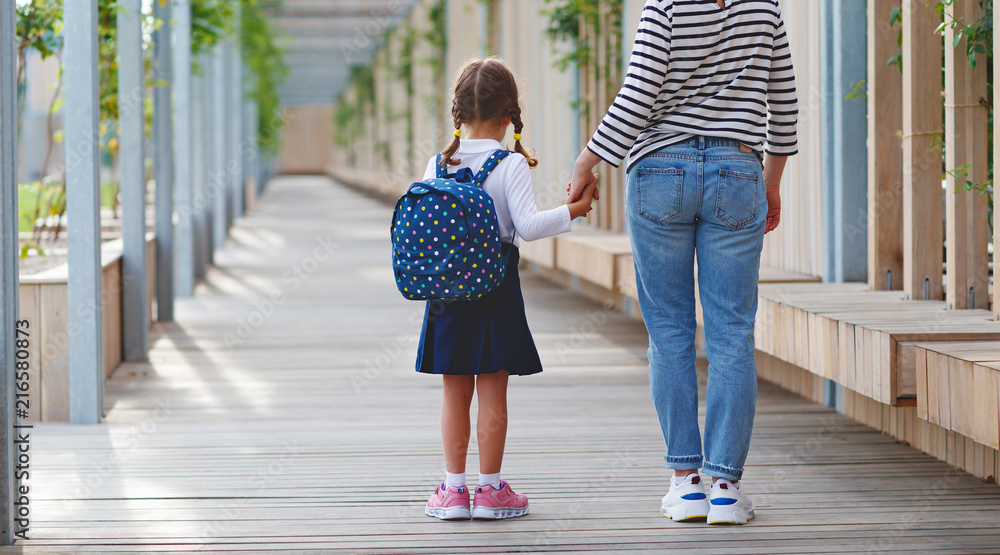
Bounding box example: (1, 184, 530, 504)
(440, 102, 464, 168)
(510, 103, 538, 168)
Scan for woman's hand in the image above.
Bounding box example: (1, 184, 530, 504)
(762, 153, 787, 234)
(569, 149, 603, 202)
(765, 187, 780, 234)
(567, 178, 599, 219)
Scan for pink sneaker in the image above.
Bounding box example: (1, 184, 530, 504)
(425, 483, 471, 520)
(472, 480, 530, 519)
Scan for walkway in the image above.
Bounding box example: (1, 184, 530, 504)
(8, 177, 1000, 554)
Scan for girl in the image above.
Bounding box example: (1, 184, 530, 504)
(418, 57, 597, 520)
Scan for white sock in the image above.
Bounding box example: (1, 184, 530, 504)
(713, 478, 740, 491)
(478, 472, 501, 489)
(672, 473, 699, 488)
(445, 472, 466, 488)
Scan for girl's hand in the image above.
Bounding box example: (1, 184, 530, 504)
(567, 178, 598, 219)
(569, 149, 602, 202)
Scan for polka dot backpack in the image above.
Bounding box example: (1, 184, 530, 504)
(391, 150, 513, 301)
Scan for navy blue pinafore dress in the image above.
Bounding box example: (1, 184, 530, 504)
(415, 155, 544, 377)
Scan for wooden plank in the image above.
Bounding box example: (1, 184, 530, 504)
(103, 260, 123, 380)
(39, 284, 69, 422)
(519, 236, 557, 270)
(937, 350, 952, 430)
(972, 364, 999, 450)
(867, 0, 904, 292)
(901, 0, 944, 301)
(995, 4, 1000, 321)
(614, 253, 636, 297)
(841, 320, 856, 391)
(944, 0, 990, 309)
(916, 347, 928, 421)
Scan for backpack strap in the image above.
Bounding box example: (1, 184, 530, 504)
(471, 150, 512, 187)
(435, 153, 448, 179)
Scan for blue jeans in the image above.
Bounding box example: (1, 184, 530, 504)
(626, 136, 766, 481)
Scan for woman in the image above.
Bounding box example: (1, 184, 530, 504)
(569, 0, 797, 524)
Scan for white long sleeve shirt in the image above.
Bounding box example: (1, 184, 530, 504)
(588, 0, 799, 172)
(422, 139, 572, 247)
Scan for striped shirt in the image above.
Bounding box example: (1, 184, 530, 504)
(587, 0, 799, 172)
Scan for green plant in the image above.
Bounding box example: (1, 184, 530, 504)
(14, 0, 62, 132)
(936, 0, 992, 68)
(889, 1, 994, 232)
(542, 0, 599, 71)
(419, 0, 447, 132)
(240, 0, 288, 154)
(398, 27, 415, 156)
(846, 79, 867, 100)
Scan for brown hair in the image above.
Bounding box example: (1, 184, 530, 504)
(439, 57, 538, 169)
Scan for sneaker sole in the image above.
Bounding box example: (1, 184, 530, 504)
(426, 506, 471, 520)
(707, 507, 755, 525)
(471, 505, 530, 520)
(660, 500, 709, 522)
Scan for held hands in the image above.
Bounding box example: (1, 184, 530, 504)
(568, 149, 603, 203)
(567, 174, 600, 220)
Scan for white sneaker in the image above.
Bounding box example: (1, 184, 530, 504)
(660, 473, 709, 521)
(707, 479, 755, 524)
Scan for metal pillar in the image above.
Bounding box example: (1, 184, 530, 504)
(64, 0, 103, 424)
(192, 65, 209, 277)
(820, 0, 868, 283)
(154, 0, 175, 319)
(118, 0, 149, 361)
(0, 0, 19, 544)
(173, 0, 195, 297)
(212, 46, 229, 250)
(197, 60, 214, 271)
(248, 100, 263, 195)
(230, 11, 244, 221)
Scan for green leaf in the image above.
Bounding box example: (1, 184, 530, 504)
(889, 7, 901, 26)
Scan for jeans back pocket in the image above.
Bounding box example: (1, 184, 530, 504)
(636, 168, 684, 225)
(715, 169, 760, 231)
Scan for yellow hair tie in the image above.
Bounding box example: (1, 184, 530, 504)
(513, 133, 522, 141)
(454, 129, 462, 138)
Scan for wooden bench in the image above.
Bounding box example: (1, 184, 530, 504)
(914, 341, 1000, 451)
(755, 283, 1000, 406)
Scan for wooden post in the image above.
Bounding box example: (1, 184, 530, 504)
(867, 0, 904, 291)
(64, 0, 104, 423)
(901, 0, 943, 301)
(118, 0, 149, 360)
(154, 0, 175, 319)
(0, 0, 18, 543)
(995, 6, 1000, 320)
(173, 0, 195, 297)
(944, 0, 989, 310)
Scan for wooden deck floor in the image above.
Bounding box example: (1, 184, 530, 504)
(8, 176, 1000, 554)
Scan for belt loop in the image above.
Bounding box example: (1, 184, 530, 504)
(698, 136, 705, 150)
